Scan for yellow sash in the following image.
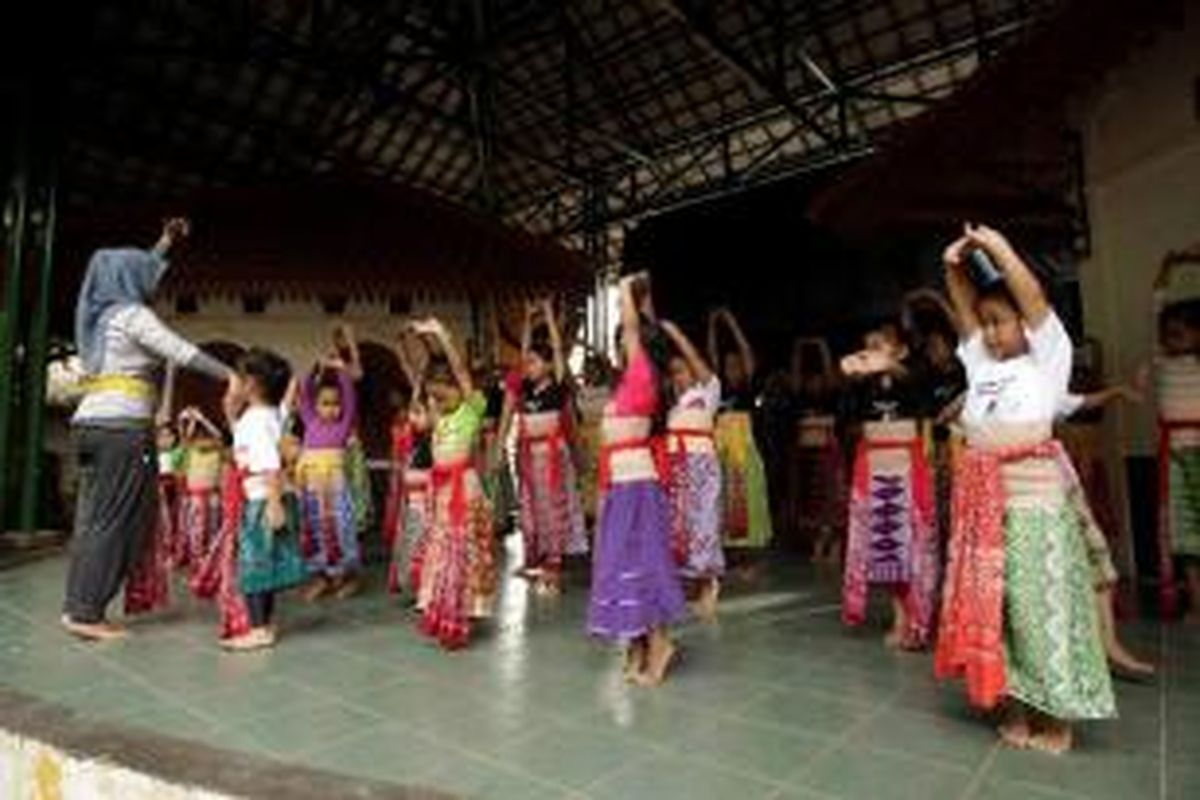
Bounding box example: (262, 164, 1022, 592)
(81, 374, 155, 399)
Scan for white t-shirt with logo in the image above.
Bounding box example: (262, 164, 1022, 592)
(958, 312, 1073, 428)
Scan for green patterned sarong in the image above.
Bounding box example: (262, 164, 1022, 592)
(1003, 504, 1116, 720)
(239, 494, 307, 595)
(1170, 444, 1200, 557)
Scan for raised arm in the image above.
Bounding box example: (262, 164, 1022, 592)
(620, 274, 646, 364)
(963, 223, 1049, 328)
(298, 366, 318, 426)
(395, 327, 426, 401)
(333, 323, 364, 382)
(331, 364, 358, 440)
(542, 298, 567, 384)
(942, 233, 980, 337)
(661, 320, 713, 383)
(151, 217, 190, 258)
(719, 308, 757, 379)
(521, 300, 536, 365)
(417, 318, 473, 395)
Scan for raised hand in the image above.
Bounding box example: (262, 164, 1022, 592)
(162, 217, 191, 242)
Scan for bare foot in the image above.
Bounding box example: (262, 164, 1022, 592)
(220, 628, 274, 652)
(635, 637, 679, 687)
(334, 575, 362, 600)
(535, 577, 561, 598)
(997, 714, 1031, 749)
(883, 626, 904, 649)
(623, 641, 647, 683)
(1027, 721, 1073, 755)
(61, 616, 128, 642)
(694, 579, 720, 623)
(301, 577, 332, 603)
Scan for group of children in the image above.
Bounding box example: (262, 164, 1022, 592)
(116, 223, 1199, 750)
(130, 325, 374, 649)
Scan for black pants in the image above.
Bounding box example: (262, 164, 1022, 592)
(63, 426, 157, 624)
(245, 592, 275, 628)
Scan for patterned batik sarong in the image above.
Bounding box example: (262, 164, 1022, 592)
(715, 411, 773, 548)
(936, 440, 1116, 719)
(841, 434, 939, 648)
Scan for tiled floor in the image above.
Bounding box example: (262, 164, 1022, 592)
(0, 544, 1193, 800)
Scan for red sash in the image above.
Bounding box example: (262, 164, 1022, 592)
(935, 440, 1061, 710)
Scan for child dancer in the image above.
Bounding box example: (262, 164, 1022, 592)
(1151, 250, 1200, 620)
(124, 366, 182, 616)
(576, 350, 614, 530)
(708, 307, 773, 561)
(588, 273, 686, 686)
(176, 405, 227, 574)
(514, 298, 588, 594)
(220, 348, 306, 651)
(412, 318, 497, 649)
(297, 355, 362, 601)
(384, 326, 434, 599)
(789, 337, 846, 563)
(839, 322, 940, 650)
(1058, 383, 1157, 678)
(936, 223, 1115, 754)
(662, 319, 724, 622)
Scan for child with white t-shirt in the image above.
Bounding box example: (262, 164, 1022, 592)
(934, 223, 1115, 755)
(221, 348, 307, 652)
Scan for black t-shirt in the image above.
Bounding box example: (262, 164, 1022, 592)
(521, 379, 566, 414)
(848, 367, 923, 422)
(719, 379, 759, 413)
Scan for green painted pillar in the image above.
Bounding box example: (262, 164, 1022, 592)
(0, 120, 30, 530)
(19, 172, 57, 534)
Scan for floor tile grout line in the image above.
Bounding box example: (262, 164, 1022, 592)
(955, 740, 1002, 800)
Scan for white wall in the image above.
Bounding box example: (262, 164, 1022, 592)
(155, 295, 476, 370)
(1075, 6, 1200, 458)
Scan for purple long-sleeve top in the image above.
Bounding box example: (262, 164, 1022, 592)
(299, 368, 357, 449)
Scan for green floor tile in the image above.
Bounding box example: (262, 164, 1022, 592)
(851, 706, 997, 769)
(421, 754, 568, 800)
(486, 721, 649, 790)
(1, 553, 1188, 799)
(740, 687, 871, 738)
(795, 744, 975, 800)
(983, 746, 1160, 799)
(1167, 764, 1200, 800)
(588, 752, 779, 800)
(968, 778, 1089, 800)
(679, 715, 828, 781)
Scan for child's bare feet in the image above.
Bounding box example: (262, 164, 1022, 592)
(635, 632, 679, 687)
(997, 707, 1031, 749)
(61, 616, 128, 642)
(623, 640, 647, 683)
(220, 628, 274, 652)
(301, 576, 332, 602)
(1027, 718, 1073, 755)
(694, 578, 720, 623)
(334, 575, 362, 600)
